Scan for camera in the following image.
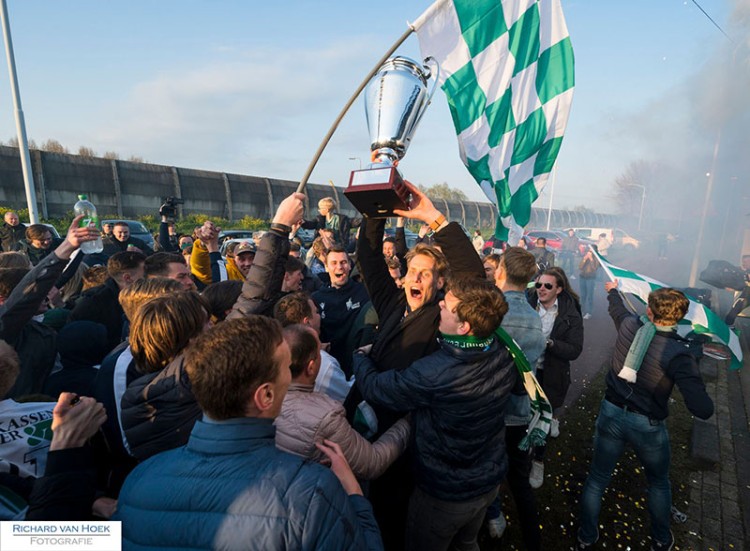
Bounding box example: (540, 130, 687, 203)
(159, 196, 184, 221)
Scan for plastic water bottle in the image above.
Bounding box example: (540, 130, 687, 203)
(74, 194, 103, 254)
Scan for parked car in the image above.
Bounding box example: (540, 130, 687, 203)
(218, 230, 256, 247)
(573, 227, 640, 250)
(482, 236, 506, 255)
(219, 238, 254, 259)
(525, 230, 563, 250)
(383, 227, 419, 250)
(42, 223, 61, 239)
(102, 219, 155, 251)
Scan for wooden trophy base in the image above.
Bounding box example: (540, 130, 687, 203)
(344, 166, 411, 218)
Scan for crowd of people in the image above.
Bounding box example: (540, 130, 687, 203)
(0, 185, 715, 550)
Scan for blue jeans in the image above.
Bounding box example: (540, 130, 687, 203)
(580, 277, 595, 314)
(578, 399, 672, 544)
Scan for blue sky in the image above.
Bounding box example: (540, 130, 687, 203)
(0, 1, 735, 213)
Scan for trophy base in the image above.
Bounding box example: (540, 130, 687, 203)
(344, 166, 411, 218)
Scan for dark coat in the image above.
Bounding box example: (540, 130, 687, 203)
(0, 222, 26, 252)
(26, 447, 97, 520)
(346, 218, 485, 432)
(528, 291, 584, 408)
(120, 355, 201, 461)
(605, 291, 713, 420)
(43, 321, 109, 399)
(102, 235, 152, 258)
(0, 251, 66, 398)
(354, 338, 519, 502)
(14, 238, 65, 266)
(68, 278, 125, 352)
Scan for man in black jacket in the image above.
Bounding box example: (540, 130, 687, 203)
(0, 211, 26, 252)
(355, 277, 519, 551)
(69, 251, 146, 351)
(0, 216, 100, 398)
(102, 222, 152, 258)
(577, 283, 713, 551)
(349, 181, 485, 549)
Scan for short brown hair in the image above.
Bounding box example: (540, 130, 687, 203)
(282, 324, 318, 378)
(648, 288, 689, 325)
(405, 243, 450, 280)
(448, 276, 508, 338)
(184, 316, 284, 420)
(483, 253, 502, 271)
(119, 277, 182, 322)
(130, 290, 209, 373)
(273, 291, 313, 327)
(0, 252, 30, 269)
(0, 340, 20, 397)
(107, 251, 146, 280)
(201, 280, 243, 322)
(144, 252, 185, 278)
(25, 224, 51, 242)
(82, 265, 109, 291)
(284, 256, 305, 275)
(501, 247, 537, 286)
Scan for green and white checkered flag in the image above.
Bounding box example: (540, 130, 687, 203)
(411, 0, 575, 242)
(593, 248, 743, 370)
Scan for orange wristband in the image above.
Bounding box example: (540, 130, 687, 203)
(429, 214, 446, 232)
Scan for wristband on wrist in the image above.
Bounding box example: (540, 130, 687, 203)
(428, 214, 447, 233)
(270, 222, 292, 234)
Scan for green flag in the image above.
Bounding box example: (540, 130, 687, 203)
(593, 248, 743, 370)
(411, 0, 575, 241)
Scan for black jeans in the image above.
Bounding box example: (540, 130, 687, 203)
(486, 425, 541, 550)
(406, 486, 498, 551)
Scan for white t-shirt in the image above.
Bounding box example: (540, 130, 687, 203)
(0, 399, 55, 478)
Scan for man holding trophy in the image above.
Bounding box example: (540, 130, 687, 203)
(344, 56, 503, 550)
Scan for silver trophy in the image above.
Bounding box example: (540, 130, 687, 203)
(344, 56, 439, 218)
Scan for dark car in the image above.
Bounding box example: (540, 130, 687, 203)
(102, 219, 155, 251)
(383, 227, 419, 250)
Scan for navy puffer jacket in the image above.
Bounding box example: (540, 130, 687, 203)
(354, 338, 519, 502)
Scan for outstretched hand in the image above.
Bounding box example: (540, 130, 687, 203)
(393, 180, 442, 225)
(315, 439, 362, 496)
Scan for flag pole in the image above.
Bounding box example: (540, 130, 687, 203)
(296, 27, 414, 194)
(545, 165, 556, 230)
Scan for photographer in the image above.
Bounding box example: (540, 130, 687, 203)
(157, 197, 184, 253)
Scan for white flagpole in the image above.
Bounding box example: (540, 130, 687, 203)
(0, 0, 38, 223)
(545, 166, 556, 230)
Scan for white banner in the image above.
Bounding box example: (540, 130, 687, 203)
(0, 522, 121, 551)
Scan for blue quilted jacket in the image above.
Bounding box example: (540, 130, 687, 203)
(114, 417, 383, 550)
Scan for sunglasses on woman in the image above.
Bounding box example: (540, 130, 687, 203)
(535, 282, 555, 290)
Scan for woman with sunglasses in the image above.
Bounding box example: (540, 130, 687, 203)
(527, 267, 584, 489)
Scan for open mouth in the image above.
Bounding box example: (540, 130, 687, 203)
(409, 287, 423, 300)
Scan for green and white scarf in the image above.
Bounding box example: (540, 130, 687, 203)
(495, 327, 553, 450)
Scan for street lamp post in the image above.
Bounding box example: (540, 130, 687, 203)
(348, 157, 362, 170)
(626, 183, 646, 231)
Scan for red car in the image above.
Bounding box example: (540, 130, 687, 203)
(525, 230, 594, 256)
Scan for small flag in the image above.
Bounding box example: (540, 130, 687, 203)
(411, 0, 575, 242)
(593, 248, 743, 370)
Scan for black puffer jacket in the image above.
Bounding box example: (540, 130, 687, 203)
(120, 355, 201, 461)
(605, 291, 713, 421)
(0, 222, 26, 252)
(528, 291, 583, 408)
(354, 338, 518, 502)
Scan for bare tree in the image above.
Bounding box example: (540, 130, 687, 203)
(418, 182, 468, 201)
(127, 155, 144, 163)
(78, 146, 96, 158)
(102, 151, 120, 160)
(40, 139, 69, 154)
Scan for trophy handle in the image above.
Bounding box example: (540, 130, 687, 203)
(414, 56, 440, 125)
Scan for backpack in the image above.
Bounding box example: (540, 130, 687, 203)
(699, 260, 746, 291)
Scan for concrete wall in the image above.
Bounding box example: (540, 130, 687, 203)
(0, 145, 613, 230)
